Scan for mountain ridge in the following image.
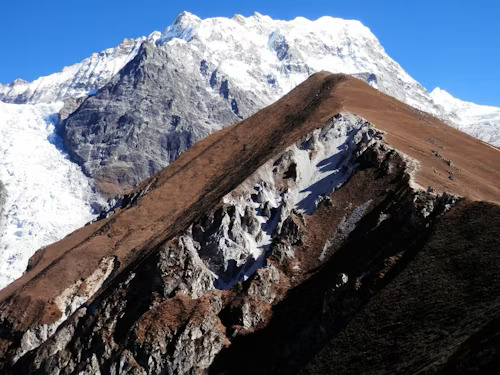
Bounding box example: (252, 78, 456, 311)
(0, 72, 498, 374)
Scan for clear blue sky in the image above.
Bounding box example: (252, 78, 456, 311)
(1, 0, 498, 105)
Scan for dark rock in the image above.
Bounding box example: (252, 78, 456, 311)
(62, 41, 260, 191)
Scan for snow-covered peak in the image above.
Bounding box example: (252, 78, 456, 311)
(0, 33, 158, 104)
(158, 11, 202, 44)
(431, 87, 456, 103)
(155, 12, 436, 116)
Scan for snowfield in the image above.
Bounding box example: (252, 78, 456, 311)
(0, 102, 104, 288)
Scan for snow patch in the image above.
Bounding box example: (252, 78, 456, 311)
(204, 113, 378, 288)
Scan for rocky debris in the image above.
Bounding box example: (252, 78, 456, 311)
(432, 149, 454, 166)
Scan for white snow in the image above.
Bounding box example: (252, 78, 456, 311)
(155, 12, 500, 146)
(0, 101, 104, 289)
(156, 11, 443, 117)
(215, 113, 377, 288)
(0, 33, 159, 104)
(431, 87, 500, 146)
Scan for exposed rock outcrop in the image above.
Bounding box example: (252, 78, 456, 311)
(62, 41, 265, 192)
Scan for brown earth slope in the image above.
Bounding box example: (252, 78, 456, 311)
(0, 72, 499, 371)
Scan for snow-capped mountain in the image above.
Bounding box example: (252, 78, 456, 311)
(0, 11, 498, 289)
(431, 87, 500, 147)
(0, 12, 442, 115)
(58, 11, 451, 190)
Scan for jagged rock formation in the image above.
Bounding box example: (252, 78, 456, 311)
(0, 73, 498, 374)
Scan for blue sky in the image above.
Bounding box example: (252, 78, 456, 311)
(1, 0, 498, 105)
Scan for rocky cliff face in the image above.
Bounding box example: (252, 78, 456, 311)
(62, 41, 260, 190)
(0, 73, 498, 374)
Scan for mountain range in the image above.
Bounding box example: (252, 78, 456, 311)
(0, 12, 499, 374)
(1, 12, 498, 289)
(0, 70, 499, 373)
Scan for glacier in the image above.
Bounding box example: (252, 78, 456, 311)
(0, 101, 104, 288)
(0, 11, 498, 289)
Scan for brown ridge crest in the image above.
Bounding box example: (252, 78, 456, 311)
(0, 72, 498, 336)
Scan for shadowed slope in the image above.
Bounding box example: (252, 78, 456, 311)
(301, 200, 500, 374)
